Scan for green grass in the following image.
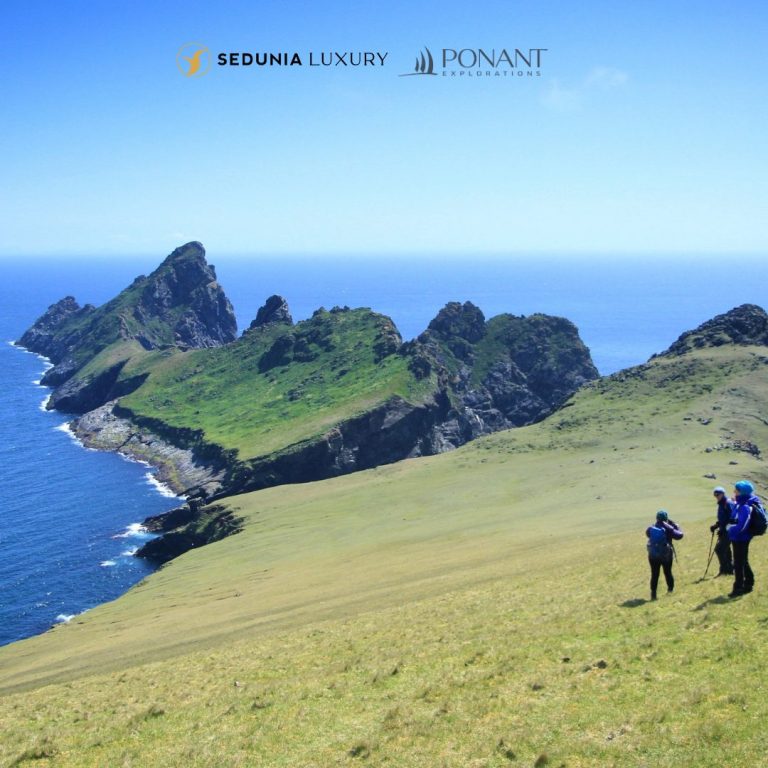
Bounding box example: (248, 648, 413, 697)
(118, 308, 434, 459)
(2, 345, 768, 766)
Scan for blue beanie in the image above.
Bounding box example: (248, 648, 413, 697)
(656, 510, 668, 521)
(735, 480, 754, 495)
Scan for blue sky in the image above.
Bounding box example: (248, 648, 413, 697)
(1, 1, 766, 256)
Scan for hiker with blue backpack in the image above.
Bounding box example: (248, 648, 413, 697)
(646, 510, 684, 601)
(727, 480, 767, 598)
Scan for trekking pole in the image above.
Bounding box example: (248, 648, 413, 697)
(702, 529, 716, 579)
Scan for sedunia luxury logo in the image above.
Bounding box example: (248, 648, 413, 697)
(400, 45, 548, 79)
(176, 44, 388, 76)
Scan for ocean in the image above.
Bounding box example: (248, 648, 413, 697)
(0, 252, 765, 646)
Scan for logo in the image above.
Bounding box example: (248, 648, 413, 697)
(177, 42, 211, 77)
(400, 47, 436, 77)
(400, 46, 547, 79)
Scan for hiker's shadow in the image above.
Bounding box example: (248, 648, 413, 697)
(693, 596, 732, 611)
(619, 598, 648, 608)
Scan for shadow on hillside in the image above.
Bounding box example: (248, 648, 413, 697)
(619, 598, 648, 608)
(693, 595, 732, 611)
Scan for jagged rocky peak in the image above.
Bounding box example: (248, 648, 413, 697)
(249, 295, 293, 330)
(139, 241, 237, 348)
(425, 301, 487, 343)
(155, 241, 217, 294)
(661, 304, 768, 357)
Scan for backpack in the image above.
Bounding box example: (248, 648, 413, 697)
(749, 502, 767, 537)
(647, 525, 672, 560)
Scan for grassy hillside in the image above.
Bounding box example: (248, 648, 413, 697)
(117, 307, 434, 460)
(2, 345, 768, 766)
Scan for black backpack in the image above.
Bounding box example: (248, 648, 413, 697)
(749, 502, 768, 537)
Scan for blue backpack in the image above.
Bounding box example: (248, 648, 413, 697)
(647, 525, 672, 560)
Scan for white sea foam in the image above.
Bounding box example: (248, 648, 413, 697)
(55, 421, 80, 443)
(9, 341, 54, 368)
(54, 420, 96, 451)
(39, 394, 52, 411)
(121, 547, 139, 557)
(100, 560, 117, 567)
(145, 471, 180, 499)
(113, 522, 149, 539)
(55, 613, 75, 624)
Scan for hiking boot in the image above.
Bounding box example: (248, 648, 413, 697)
(744, 586, 754, 594)
(728, 590, 744, 598)
(650, 593, 657, 601)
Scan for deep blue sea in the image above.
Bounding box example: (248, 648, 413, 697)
(0, 253, 766, 647)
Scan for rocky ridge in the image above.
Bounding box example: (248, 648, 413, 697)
(18, 244, 604, 561)
(660, 304, 768, 357)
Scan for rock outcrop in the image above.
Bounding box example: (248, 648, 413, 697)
(17, 296, 96, 362)
(660, 304, 768, 357)
(248, 295, 293, 330)
(403, 302, 599, 449)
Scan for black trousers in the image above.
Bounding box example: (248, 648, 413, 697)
(715, 532, 733, 575)
(649, 556, 674, 597)
(732, 540, 754, 593)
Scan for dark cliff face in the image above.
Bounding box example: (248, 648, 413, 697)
(660, 304, 768, 357)
(17, 242, 237, 412)
(404, 302, 599, 449)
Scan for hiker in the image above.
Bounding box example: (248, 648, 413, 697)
(646, 510, 684, 600)
(710, 486, 735, 576)
(727, 480, 761, 597)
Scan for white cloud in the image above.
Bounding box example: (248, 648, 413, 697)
(585, 67, 629, 89)
(541, 67, 629, 111)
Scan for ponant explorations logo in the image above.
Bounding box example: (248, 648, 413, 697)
(400, 47, 437, 76)
(400, 45, 548, 79)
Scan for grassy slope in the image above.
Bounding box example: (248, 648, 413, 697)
(2, 346, 768, 766)
(117, 308, 433, 460)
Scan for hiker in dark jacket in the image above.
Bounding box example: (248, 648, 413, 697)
(728, 480, 761, 597)
(710, 486, 735, 576)
(646, 510, 684, 600)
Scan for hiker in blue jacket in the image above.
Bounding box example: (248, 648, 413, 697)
(646, 510, 684, 600)
(727, 480, 761, 597)
(710, 486, 735, 576)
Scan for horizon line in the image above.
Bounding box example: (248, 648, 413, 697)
(0, 248, 766, 260)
